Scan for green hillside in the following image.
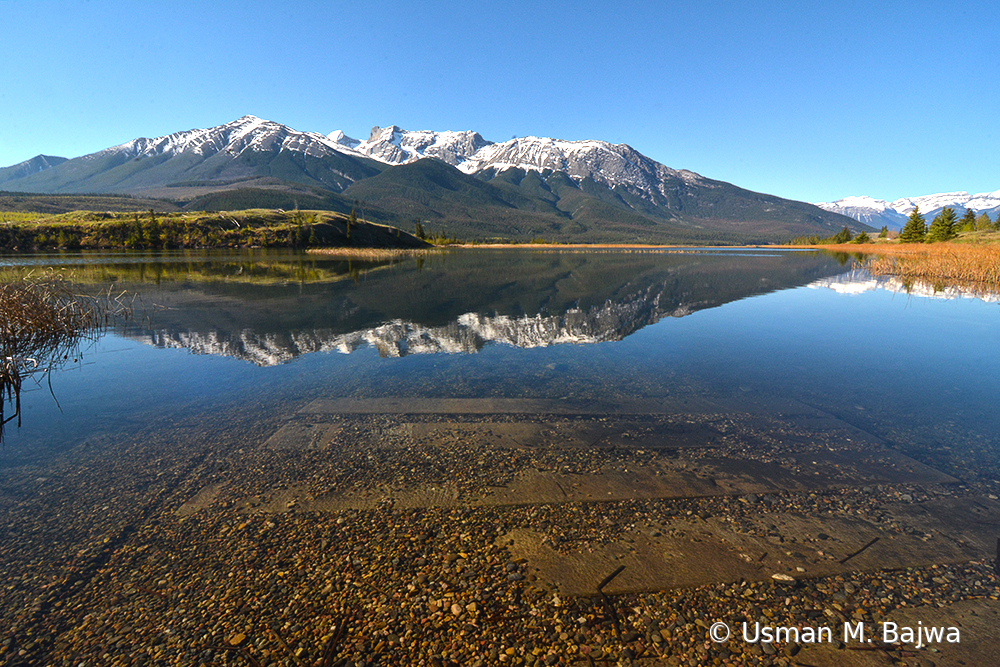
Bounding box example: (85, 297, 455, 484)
(0, 209, 428, 251)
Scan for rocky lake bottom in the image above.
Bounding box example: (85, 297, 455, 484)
(4, 392, 1000, 667)
(2, 249, 1000, 666)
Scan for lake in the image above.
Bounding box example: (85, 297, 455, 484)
(3, 247, 999, 665)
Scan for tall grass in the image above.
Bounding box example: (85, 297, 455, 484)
(821, 243, 1000, 295)
(0, 273, 135, 442)
(306, 248, 442, 259)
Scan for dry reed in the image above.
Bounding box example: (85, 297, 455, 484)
(844, 243, 1000, 295)
(0, 272, 135, 442)
(305, 248, 442, 259)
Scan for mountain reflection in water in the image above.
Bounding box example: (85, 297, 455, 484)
(79, 248, 857, 365)
(809, 269, 1000, 303)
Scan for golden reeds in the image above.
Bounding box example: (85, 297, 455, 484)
(0, 272, 135, 442)
(305, 248, 442, 259)
(807, 242, 1000, 295)
(842, 243, 1000, 296)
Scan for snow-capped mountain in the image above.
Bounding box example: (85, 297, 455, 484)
(101, 115, 345, 161)
(1, 115, 383, 195)
(331, 125, 492, 167)
(330, 125, 704, 203)
(890, 190, 1000, 218)
(460, 136, 705, 199)
(817, 190, 1000, 230)
(1, 115, 863, 243)
(814, 196, 909, 230)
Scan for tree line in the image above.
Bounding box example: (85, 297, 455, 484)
(0, 210, 348, 251)
(792, 208, 999, 245)
(898, 207, 999, 242)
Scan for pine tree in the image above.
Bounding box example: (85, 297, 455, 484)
(958, 208, 976, 232)
(126, 213, 144, 248)
(975, 212, 993, 231)
(899, 206, 927, 242)
(143, 209, 162, 248)
(878, 225, 888, 238)
(831, 226, 853, 244)
(927, 207, 958, 242)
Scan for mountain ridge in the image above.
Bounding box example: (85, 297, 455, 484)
(817, 190, 1000, 230)
(0, 116, 866, 243)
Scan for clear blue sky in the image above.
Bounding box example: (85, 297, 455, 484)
(1, 0, 996, 203)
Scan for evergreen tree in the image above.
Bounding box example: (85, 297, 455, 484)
(126, 213, 144, 248)
(899, 206, 927, 242)
(853, 231, 871, 244)
(958, 208, 976, 232)
(878, 225, 888, 238)
(831, 226, 853, 244)
(975, 212, 993, 231)
(143, 209, 162, 248)
(926, 207, 958, 242)
(414, 221, 425, 240)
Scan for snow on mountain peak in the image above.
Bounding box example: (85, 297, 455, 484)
(66, 114, 711, 209)
(823, 195, 894, 211)
(455, 134, 700, 198)
(343, 126, 493, 167)
(93, 115, 347, 162)
(327, 130, 360, 149)
(817, 189, 1000, 230)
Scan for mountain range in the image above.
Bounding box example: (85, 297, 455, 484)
(816, 191, 1000, 230)
(0, 115, 866, 244)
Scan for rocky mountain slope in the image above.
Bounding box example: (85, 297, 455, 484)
(1, 116, 864, 243)
(1, 116, 384, 196)
(0, 155, 67, 187)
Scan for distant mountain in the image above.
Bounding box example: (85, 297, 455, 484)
(333, 125, 703, 206)
(890, 191, 1000, 220)
(817, 190, 1000, 230)
(2, 116, 385, 196)
(813, 196, 910, 230)
(332, 125, 492, 167)
(333, 126, 866, 242)
(0, 155, 67, 187)
(0, 116, 865, 243)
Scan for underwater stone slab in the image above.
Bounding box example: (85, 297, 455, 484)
(299, 396, 735, 415)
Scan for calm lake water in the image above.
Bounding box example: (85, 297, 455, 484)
(6, 247, 1000, 665)
(2, 247, 998, 472)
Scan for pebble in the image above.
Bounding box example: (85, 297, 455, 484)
(4, 410, 1000, 666)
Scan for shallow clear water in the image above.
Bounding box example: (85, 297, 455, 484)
(2, 248, 998, 470)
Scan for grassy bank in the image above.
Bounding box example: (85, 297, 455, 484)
(808, 238, 1000, 294)
(0, 209, 427, 251)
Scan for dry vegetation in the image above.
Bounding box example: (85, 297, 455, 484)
(306, 247, 442, 259)
(819, 241, 1000, 294)
(0, 272, 135, 441)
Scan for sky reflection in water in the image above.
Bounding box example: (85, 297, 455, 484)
(1, 249, 997, 465)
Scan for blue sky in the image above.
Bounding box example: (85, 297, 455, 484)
(1, 0, 996, 203)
